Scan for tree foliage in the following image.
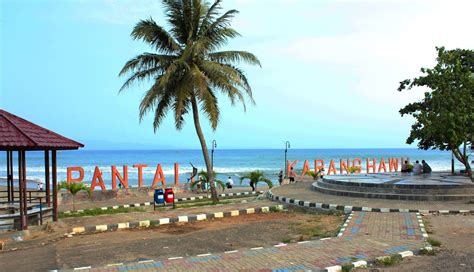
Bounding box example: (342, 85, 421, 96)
(190, 170, 225, 191)
(240, 170, 273, 191)
(119, 0, 260, 202)
(59, 181, 92, 211)
(398, 47, 474, 180)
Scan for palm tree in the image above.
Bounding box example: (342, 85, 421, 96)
(119, 0, 260, 203)
(190, 170, 225, 192)
(240, 170, 273, 192)
(59, 181, 91, 211)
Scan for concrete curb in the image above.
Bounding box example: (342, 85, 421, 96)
(323, 245, 435, 272)
(267, 189, 474, 214)
(337, 211, 353, 237)
(63, 191, 264, 214)
(69, 203, 284, 235)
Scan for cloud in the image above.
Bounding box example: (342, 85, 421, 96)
(271, 0, 474, 105)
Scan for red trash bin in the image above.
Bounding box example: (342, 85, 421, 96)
(164, 188, 174, 203)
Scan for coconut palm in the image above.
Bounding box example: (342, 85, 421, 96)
(59, 181, 91, 211)
(119, 0, 260, 203)
(240, 171, 273, 192)
(190, 170, 225, 192)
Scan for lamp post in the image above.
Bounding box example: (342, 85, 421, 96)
(211, 140, 217, 171)
(284, 141, 290, 178)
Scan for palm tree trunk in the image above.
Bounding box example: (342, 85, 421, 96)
(191, 96, 219, 203)
(72, 195, 75, 212)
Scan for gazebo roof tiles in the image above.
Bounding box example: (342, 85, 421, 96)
(0, 109, 84, 150)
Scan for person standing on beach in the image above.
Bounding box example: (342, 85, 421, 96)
(422, 160, 432, 173)
(289, 167, 295, 183)
(278, 171, 283, 185)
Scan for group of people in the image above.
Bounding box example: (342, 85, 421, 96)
(401, 160, 432, 174)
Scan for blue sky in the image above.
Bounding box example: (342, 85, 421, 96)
(1, 0, 473, 149)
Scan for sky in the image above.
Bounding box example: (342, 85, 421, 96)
(1, 0, 473, 150)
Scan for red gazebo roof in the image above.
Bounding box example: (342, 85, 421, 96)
(0, 109, 84, 150)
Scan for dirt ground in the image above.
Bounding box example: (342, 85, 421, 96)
(359, 214, 474, 272)
(0, 209, 344, 271)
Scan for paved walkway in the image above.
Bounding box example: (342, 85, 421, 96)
(271, 183, 474, 211)
(63, 212, 426, 271)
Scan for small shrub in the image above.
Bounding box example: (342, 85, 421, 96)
(427, 237, 442, 247)
(281, 238, 291, 243)
(420, 247, 436, 255)
(375, 254, 403, 266)
(341, 263, 354, 272)
(347, 166, 360, 174)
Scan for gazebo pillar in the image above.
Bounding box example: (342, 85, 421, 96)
(45, 150, 51, 206)
(18, 150, 27, 230)
(6, 151, 12, 202)
(52, 150, 58, 221)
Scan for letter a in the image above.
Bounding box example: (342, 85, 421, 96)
(327, 160, 337, 175)
(301, 160, 311, 176)
(152, 164, 166, 187)
(91, 166, 106, 191)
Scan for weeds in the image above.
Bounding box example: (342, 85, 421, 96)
(375, 254, 403, 266)
(59, 207, 145, 218)
(427, 237, 442, 247)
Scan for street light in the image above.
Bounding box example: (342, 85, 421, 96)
(211, 140, 217, 171)
(284, 141, 290, 178)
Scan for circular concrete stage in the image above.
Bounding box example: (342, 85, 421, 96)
(314, 172, 474, 201)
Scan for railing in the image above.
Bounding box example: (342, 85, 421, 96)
(0, 190, 48, 205)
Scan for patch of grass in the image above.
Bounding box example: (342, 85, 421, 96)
(341, 263, 354, 272)
(270, 206, 282, 212)
(419, 247, 437, 255)
(59, 207, 145, 218)
(427, 237, 442, 247)
(375, 254, 403, 266)
(176, 200, 232, 209)
(281, 238, 291, 243)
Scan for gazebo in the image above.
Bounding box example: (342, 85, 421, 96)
(0, 109, 83, 230)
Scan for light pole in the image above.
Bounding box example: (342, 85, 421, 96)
(284, 141, 290, 178)
(211, 140, 217, 171)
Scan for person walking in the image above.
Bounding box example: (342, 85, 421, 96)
(278, 171, 283, 185)
(422, 160, 432, 174)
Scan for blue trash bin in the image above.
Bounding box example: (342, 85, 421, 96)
(154, 188, 164, 204)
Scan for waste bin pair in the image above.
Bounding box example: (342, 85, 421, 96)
(154, 188, 175, 210)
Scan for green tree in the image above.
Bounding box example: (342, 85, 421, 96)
(240, 170, 273, 191)
(59, 181, 92, 211)
(190, 170, 225, 192)
(398, 47, 474, 181)
(119, 0, 260, 203)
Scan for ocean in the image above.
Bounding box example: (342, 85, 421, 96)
(0, 148, 466, 189)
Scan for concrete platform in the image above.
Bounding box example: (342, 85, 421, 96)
(313, 172, 474, 201)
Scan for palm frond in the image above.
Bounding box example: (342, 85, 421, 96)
(131, 18, 180, 53)
(209, 51, 261, 67)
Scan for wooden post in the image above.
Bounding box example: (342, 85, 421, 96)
(45, 150, 51, 206)
(9, 151, 14, 202)
(52, 150, 58, 221)
(18, 151, 26, 230)
(6, 151, 11, 202)
(22, 151, 28, 230)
